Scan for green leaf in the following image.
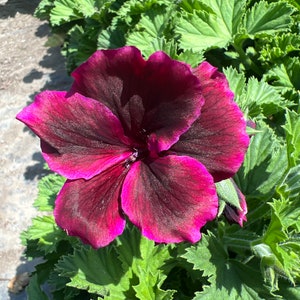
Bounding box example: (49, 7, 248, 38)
(265, 57, 300, 91)
(182, 233, 226, 279)
(126, 4, 175, 57)
(183, 233, 268, 299)
(271, 196, 300, 233)
(193, 261, 266, 299)
(283, 110, 300, 167)
(176, 49, 204, 68)
(24, 216, 68, 254)
(224, 67, 289, 117)
(242, 77, 289, 117)
(34, 173, 65, 212)
(236, 124, 287, 200)
(243, 1, 294, 37)
(256, 197, 300, 285)
(277, 164, 300, 202)
(223, 66, 246, 99)
(50, 0, 97, 25)
(34, 0, 55, 20)
(56, 246, 131, 298)
(26, 273, 49, 300)
(176, 0, 245, 52)
(278, 282, 300, 299)
(259, 33, 300, 64)
(116, 226, 174, 299)
(216, 178, 242, 215)
(97, 22, 126, 49)
(115, 0, 171, 24)
(65, 23, 98, 72)
(56, 226, 173, 299)
(179, 0, 207, 13)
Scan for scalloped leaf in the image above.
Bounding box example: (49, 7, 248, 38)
(243, 1, 294, 37)
(183, 233, 268, 299)
(23, 216, 68, 254)
(126, 4, 175, 57)
(283, 110, 300, 167)
(236, 124, 288, 200)
(50, 0, 97, 26)
(277, 164, 300, 202)
(258, 196, 300, 285)
(55, 226, 173, 298)
(97, 21, 127, 49)
(65, 23, 98, 71)
(34, 0, 55, 20)
(116, 226, 174, 299)
(259, 33, 300, 63)
(265, 57, 300, 91)
(176, 0, 245, 51)
(56, 246, 132, 298)
(223, 66, 246, 99)
(34, 173, 65, 212)
(243, 77, 289, 117)
(224, 67, 289, 117)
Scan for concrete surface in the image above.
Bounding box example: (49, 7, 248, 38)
(0, 1, 71, 298)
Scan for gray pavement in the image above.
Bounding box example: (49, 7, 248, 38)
(0, 1, 71, 298)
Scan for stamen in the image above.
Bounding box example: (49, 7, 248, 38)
(124, 149, 139, 168)
(124, 147, 149, 168)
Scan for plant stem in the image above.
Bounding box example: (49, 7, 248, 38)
(232, 41, 262, 76)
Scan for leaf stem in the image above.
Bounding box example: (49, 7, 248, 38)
(223, 236, 252, 250)
(232, 41, 262, 76)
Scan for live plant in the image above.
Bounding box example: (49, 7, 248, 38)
(18, 0, 300, 299)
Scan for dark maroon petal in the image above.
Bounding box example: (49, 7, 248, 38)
(142, 51, 204, 152)
(70, 46, 146, 137)
(121, 155, 218, 243)
(171, 62, 250, 182)
(54, 164, 128, 248)
(16, 91, 133, 180)
(71, 46, 204, 151)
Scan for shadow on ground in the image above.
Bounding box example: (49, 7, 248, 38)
(0, 0, 40, 19)
(3, 1, 71, 299)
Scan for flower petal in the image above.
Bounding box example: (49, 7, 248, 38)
(16, 91, 132, 179)
(71, 46, 204, 151)
(54, 165, 128, 248)
(142, 51, 204, 152)
(121, 155, 218, 243)
(172, 62, 250, 182)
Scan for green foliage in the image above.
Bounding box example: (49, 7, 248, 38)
(20, 0, 300, 298)
(55, 226, 174, 299)
(34, 172, 65, 211)
(176, 0, 245, 51)
(183, 232, 269, 299)
(283, 110, 300, 167)
(224, 67, 291, 118)
(242, 1, 294, 36)
(265, 57, 300, 91)
(236, 124, 287, 200)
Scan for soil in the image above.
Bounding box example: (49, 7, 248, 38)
(0, 1, 72, 299)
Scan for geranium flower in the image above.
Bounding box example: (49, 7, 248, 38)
(17, 46, 249, 248)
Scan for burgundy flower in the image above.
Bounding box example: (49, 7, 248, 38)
(223, 179, 248, 226)
(17, 46, 249, 248)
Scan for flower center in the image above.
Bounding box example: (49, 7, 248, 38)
(124, 147, 149, 168)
